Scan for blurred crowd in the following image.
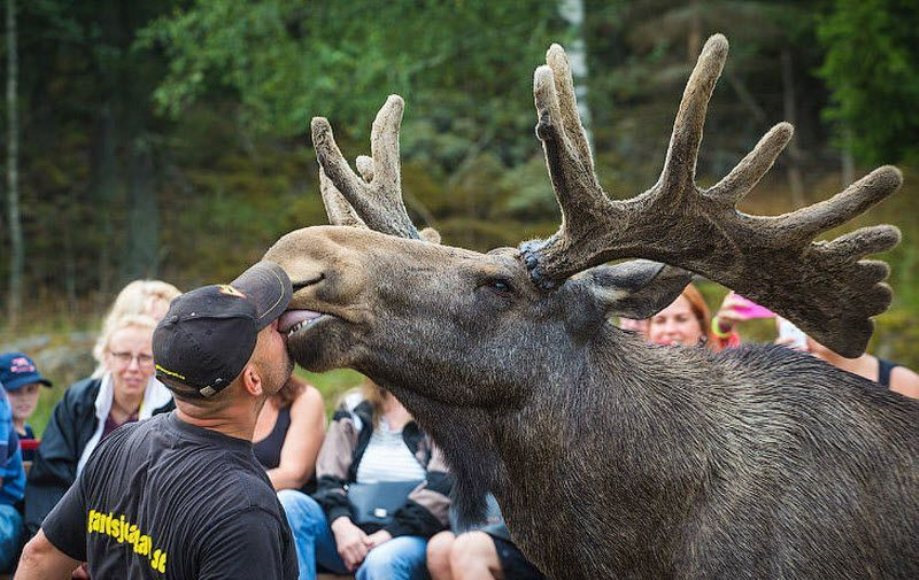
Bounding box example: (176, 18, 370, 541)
(1, 278, 915, 578)
(622, 283, 919, 398)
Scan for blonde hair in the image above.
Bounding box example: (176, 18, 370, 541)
(99, 314, 158, 369)
(92, 280, 181, 377)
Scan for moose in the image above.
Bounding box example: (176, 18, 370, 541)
(267, 35, 918, 578)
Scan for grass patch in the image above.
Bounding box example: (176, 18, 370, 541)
(300, 368, 366, 416)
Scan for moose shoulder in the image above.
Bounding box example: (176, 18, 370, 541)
(267, 35, 918, 578)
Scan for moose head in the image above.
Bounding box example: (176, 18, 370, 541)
(266, 35, 915, 577)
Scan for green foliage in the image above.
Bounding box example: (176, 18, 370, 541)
(300, 369, 366, 418)
(3, 0, 919, 383)
(140, 0, 563, 153)
(817, 0, 919, 164)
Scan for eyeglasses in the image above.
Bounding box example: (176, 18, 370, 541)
(108, 351, 155, 369)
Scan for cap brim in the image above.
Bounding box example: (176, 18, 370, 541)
(230, 261, 292, 330)
(4, 376, 53, 391)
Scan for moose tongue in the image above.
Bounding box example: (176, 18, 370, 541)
(278, 310, 323, 333)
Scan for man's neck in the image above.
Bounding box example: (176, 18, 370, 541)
(174, 400, 263, 441)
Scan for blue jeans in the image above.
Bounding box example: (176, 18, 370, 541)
(278, 489, 430, 580)
(0, 504, 23, 572)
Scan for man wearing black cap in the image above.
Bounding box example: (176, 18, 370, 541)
(16, 262, 299, 579)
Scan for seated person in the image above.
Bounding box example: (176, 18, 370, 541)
(254, 375, 325, 494)
(90, 279, 181, 378)
(0, 352, 53, 462)
(776, 325, 919, 399)
(281, 381, 451, 580)
(24, 314, 173, 537)
(427, 493, 545, 580)
(0, 384, 26, 572)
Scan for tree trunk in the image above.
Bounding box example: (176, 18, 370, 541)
(725, 71, 766, 123)
(781, 48, 805, 208)
(90, 104, 119, 306)
(124, 138, 158, 279)
(558, 0, 594, 151)
(91, 0, 127, 304)
(687, 0, 702, 61)
(64, 188, 78, 318)
(120, 0, 160, 284)
(6, 0, 22, 326)
(841, 128, 855, 187)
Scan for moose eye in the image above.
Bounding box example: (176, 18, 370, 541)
(481, 278, 514, 296)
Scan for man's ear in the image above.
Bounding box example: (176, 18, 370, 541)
(575, 260, 693, 319)
(240, 364, 265, 397)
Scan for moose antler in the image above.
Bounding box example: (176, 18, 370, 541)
(311, 95, 421, 239)
(521, 34, 902, 357)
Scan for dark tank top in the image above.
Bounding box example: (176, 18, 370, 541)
(253, 405, 317, 494)
(877, 358, 900, 388)
(254, 406, 291, 469)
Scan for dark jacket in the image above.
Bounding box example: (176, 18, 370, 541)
(24, 378, 174, 536)
(313, 399, 452, 539)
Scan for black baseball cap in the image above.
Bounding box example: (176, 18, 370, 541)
(153, 261, 292, 398)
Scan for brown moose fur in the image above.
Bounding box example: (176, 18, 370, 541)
(264, 35, 918, 578)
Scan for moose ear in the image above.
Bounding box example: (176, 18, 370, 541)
(577, 260, 693, 319)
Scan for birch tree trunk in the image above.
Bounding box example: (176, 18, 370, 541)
(558, 0, 593, 151)
(6, 0, 22, 326)
(781, 48, 805, 208)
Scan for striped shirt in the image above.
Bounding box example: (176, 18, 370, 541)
(355, 418, 426, 483)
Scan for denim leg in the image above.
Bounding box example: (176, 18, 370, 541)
(277, 490, 349, 580)
(356, 535, 430, 580)
(0, 504, 23, 572)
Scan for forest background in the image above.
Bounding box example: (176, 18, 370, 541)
(0, 0, 917, 434)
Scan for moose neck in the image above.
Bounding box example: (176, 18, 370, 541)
(356, 312, 594, 522)
(362, 322, 718, 535)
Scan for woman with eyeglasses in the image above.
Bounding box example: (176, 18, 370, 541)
(89, 279, 181, 378)
(24, 314, 174, 542)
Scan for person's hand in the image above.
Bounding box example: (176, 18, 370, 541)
(714, 293, 748, 327)
(71, 562, 90, 579)
(365, 529, 392, 549)
(330, 517, 369, 571)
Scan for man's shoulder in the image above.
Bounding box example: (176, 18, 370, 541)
(97, 413, 168, 447)
(80, 415, 170, 478)
(217, 461, 282, 511)
(143, 419, 275, 509)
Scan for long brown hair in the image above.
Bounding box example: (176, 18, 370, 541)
(680, 283, 720, 350)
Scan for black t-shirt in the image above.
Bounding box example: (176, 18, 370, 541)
(42, 412, 298, 579)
